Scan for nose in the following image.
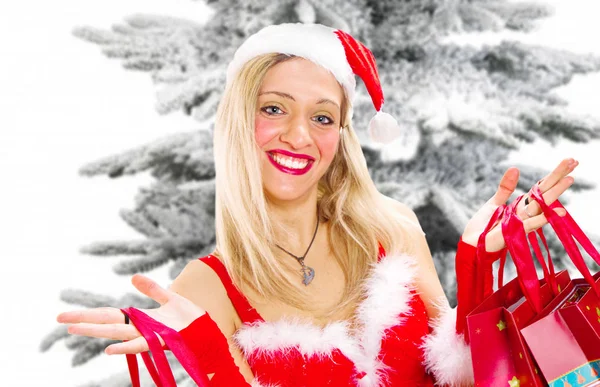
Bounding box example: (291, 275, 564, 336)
(280, 113, 313, 149)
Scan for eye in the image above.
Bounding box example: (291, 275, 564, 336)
(313, 115, 335, 126)
(261, 106, 285, 115)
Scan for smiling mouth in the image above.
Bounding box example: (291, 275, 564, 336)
(267, 152, 314, 175)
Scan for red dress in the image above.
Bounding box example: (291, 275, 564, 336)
(198, 244, 437, 387)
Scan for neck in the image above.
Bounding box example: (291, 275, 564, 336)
(266, 192, 321, 256)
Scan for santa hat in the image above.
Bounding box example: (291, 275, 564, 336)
(226, 23, 418, 156)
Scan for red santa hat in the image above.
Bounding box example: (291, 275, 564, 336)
(226, 23, 414, 152)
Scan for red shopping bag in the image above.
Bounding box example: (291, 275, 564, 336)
(518, 185, 600, 387)
(468, 270, 571, 386)
(120, 307, 211, 387)
(467, 194, 571, 387)
(521, 277, 600, 387)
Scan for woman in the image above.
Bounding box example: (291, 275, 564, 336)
(57, 23, 576, 386)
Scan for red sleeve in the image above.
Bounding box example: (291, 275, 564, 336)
(178, 313, 251, 386)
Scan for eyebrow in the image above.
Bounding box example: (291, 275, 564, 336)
(258, 91, 340, 110)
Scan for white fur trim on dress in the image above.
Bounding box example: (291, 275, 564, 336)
(421, 304, 474, 387)
(226, 23, 357, 102)
(234, 253, 417, 387)
(251, 378, 280, 387)
(354, 253, 418, 386)
(235, 318, 361, 360)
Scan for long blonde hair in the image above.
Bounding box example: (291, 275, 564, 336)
(213, 53, 420, 319)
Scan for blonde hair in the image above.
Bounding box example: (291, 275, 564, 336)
(213, 53, 419, 320)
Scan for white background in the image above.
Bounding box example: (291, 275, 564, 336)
(1, 0, 599, 385)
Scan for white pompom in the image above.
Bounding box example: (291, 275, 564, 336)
(368, 111, 402, 145)
(368, 111, 421, 163)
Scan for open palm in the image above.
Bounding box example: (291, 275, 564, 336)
(56, 274, 205, 355)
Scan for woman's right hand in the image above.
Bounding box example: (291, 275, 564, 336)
(56, 274, 206, 355)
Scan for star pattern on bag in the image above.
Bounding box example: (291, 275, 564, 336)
(496, 320, 506, 331)
(508, 376, 521, 387)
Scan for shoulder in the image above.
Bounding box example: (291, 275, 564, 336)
(168, 256, 239, 335)
(378, 193, 448, 319)
(379, 193, 424, 234)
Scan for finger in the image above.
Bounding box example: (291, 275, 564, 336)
(490, 167, 520, 206)
(522, 176, 574, 218)
(105, 336, 152, 355)
(68, 322, 140, 341)
(522, 207, 565, 231)
(57, 307, 125, 325)
(131, 274, 171, 305)
(484, 208, 566, 252)
(523, 213, 549, 233)
(536, 158, 578, 193)
(484, 227, 506, 253)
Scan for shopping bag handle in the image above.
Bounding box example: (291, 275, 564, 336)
(501, 195, 545, 312)
(474, 195, 559, 312)
(527, 227, 559, 296)
(529, 184, 600, 296)
(121, 307, 175, 387)
(494, 220, 555, 294)
(121, 307, 211, 387)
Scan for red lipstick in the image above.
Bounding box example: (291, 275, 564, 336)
(268, 149, 315, 161)
(267, 151, 314, 175)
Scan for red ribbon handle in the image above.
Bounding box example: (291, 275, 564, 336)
(501, 195, 545, 313)
(121, 307, 211, 387)
(529, 184, 600, 296)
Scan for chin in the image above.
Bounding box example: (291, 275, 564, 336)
(264, 188, 306, 203)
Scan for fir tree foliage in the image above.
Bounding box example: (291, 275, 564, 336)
(44, 0, 600, 383)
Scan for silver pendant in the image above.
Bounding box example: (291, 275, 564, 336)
(302, 265, 315, 286)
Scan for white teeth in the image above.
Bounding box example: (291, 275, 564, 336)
(271, 153, 309, 169)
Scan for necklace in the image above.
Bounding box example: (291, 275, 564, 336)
(274, 213, 319, 286)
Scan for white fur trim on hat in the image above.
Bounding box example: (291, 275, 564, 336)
(226, 23, 357, 101)
(421, 303, 474, 387)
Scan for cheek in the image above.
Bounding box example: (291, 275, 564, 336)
(255, 115, 280, 147)
(318, 132, 340, 161)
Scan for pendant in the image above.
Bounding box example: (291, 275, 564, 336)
(301, 265, 315, 286)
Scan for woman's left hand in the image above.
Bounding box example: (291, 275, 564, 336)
(461, 158, 578, 252)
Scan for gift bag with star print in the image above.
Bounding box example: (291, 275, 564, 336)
(518, 186, 600, 387)
(467, 188, 577, 387)
(467, 270, 572, 387)
(521, 275, 600, 387)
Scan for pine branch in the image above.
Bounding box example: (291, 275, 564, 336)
(366, 0, 552, 49)
(430, 184, 472, 235)
(113, 250, 172, 274)
(432, 250, 457, 306)
(65, 335, 94, 350)
(39, 325, 70, 351)
(352, 42, 600, 152)
(78, 130, 213, 180)
(155, 68, 225, 115)
(376, 181, 431, 210)
(72, 338, 119, 366)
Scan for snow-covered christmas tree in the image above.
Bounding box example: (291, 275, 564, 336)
(41, 0, 600, 385)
